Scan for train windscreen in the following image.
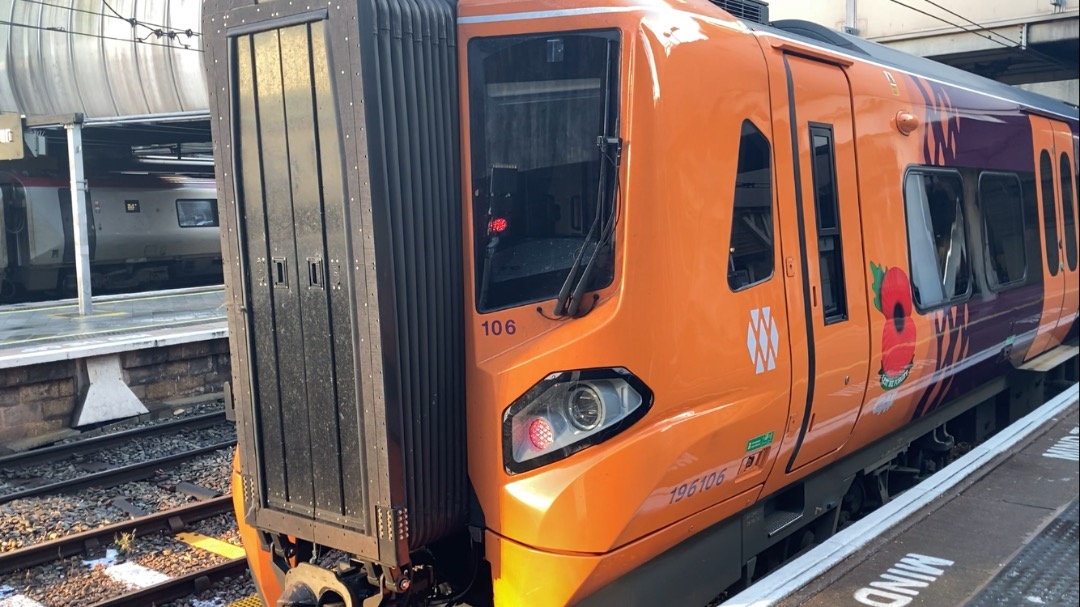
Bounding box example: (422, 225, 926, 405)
(467, 30, 621, 313)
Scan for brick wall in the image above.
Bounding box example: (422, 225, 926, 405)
(122, 339, 231, 403)
(0, 361, 77, 445)
(0, 338, 230, 448)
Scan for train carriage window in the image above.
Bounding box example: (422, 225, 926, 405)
(808, 124, 846, 323)
(904, 170, 970, 309)
(1039, 151, 1060, 276)
(978, 173, 1027, 289)
(1060, 152, 1077, 272)
(176, 199, 219, 228)
(727, 121, 775, 291)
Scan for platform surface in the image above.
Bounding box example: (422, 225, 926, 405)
(0, 286, 227, 367)
(775, 401, 1079, 607)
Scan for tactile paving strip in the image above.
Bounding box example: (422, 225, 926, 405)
(966, 499, 1079, 607)
(227, 595, 264, 607)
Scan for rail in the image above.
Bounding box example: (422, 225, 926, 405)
(0, 495, 233, 575)
(0, 439, 236, 505)
(0, 411, 227, 469)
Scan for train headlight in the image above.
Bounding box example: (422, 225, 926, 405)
(567, 384, 604, 431)
(503, 368, 653, 474)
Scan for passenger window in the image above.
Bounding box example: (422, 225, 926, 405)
(904, 170, 970, 309)
(177, 199, 220, 228)
(978, 173, 1027, 289)
(727, 120, 774, 291)
(1039, 150, 1059, 276)
(1060, 153, 1077, 272)
(809, 125, 846, 323)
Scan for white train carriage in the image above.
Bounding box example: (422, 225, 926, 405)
(0, 173, 222, 297)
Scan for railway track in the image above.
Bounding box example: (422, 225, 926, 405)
(0, 410, 235, 505)
(0, 495, 233, 575)
(87, 558, 249, 607)
(0, 439, 236, 505)
(0, 411, 227, 470)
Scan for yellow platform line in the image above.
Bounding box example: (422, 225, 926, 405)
(226, 595, 264, 607)
(175, 531, 247, 560)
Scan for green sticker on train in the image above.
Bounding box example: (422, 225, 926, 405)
(746, 431, 774, 452)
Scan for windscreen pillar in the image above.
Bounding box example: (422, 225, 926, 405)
(65, 120, 93, 315)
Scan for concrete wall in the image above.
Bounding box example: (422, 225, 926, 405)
(1020, 79, 1080, 105)
(0, 339, 230, 447)
(767, 0, 1079, 40)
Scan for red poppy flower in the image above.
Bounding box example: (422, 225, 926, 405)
(881, 267, 913, 320)
(874, 265, 916, 389)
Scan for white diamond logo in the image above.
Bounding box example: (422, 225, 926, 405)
(747, 306, 780, 374)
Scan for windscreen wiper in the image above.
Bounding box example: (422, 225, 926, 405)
(552, 40, 619, 318)
(564, 135, 622, 317)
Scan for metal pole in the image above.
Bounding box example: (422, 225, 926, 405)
(845, 0, 858, 35)
(65, 122, 93, 315)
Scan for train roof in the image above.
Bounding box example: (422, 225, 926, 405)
(749, 19, 1080, 126)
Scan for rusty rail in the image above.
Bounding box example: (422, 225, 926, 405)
(0, 494, 234, 575)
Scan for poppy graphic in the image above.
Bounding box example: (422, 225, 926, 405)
(871, 263, 915, 390)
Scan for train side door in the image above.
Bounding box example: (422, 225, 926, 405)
(1027, 115, 1068, 358)
(1051, 121, 1079, 342)
(778, 55, 871, 472)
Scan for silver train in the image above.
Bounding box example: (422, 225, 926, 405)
(0, 172, 222, 299)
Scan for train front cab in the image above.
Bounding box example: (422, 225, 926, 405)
(460, 4, 794, 605)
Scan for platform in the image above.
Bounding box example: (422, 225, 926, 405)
(0, 286, 227, 368)
(724, 384, 1079, 607)
(0, 286, 230, 448)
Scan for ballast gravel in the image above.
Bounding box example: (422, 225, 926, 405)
(0, 531, 229, 606)
(0, 422, 235, 499)
(0, 447, 234, 553)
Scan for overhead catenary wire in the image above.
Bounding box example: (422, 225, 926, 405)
(887, 0, 1079, 75)
(13, 0, 200, 44)
(885, 0, 1016, 51)
(18, 0, 196, 37)
(917, 0, 1024, 48)
(100, 0, 200, 37)
(0, 17, 202, 52)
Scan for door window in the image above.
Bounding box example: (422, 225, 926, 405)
(1059, 152, 1077, 272)
(808, 124, 846, 323)
(1039, 150, 1060, 276)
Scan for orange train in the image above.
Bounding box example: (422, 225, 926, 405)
(202, 0, 1080, 605)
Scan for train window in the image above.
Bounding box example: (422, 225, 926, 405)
(468, 30, 620, 312)
(978, 173, 1027, 289)
(1060, 152, 1077, 272)
(1039, 150, 1059, 276)
(727, 120, 774, 291)
(904, 170, 970, 309)
(808, 124, 846, 323)
(176, 199, 219, 228)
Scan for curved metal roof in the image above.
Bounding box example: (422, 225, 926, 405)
(0, 0, 206, 118)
